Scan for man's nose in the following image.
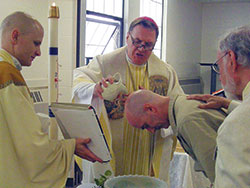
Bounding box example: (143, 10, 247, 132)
(137, 44, 147, 51)
(35, 47, 41, 56)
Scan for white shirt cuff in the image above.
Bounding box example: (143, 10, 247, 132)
(161, 126, 174, 138)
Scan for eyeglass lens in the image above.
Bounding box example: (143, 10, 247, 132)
(130, 34, 154, 50)
(212, 52, 228, 74)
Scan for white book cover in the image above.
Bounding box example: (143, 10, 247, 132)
(50, 102, 111, 162)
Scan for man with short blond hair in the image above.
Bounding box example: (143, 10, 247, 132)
(0, 11, 102, 188)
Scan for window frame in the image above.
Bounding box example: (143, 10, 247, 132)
(76, 0, 124, 67)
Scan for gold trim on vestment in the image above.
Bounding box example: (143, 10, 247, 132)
(0, 61, 26, 89)
(149, 75, 169, 96)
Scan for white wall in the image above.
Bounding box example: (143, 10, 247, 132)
(0, 0, 76, 102)
(165, 0, 250, 93)
(201, 2, 250, 93)
(201, 2, 250, 61)
(166, 0, 203, 79)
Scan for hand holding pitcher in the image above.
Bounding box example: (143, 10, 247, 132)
(94, 72, 128, 101)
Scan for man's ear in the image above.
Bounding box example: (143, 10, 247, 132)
(126, 32, 130, 43)
(11, 29, 19, 45)
(143, 103, 157, 114)
(228, 50, 239, 73)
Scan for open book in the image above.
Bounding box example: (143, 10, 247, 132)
(50, 102, 111, 162)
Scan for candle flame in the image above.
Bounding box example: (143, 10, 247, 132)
(49, 2, 59, 18)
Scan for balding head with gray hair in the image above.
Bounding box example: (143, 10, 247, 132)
(219, 25, 250, 68)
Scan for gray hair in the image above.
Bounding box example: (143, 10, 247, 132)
(0, 11, 42, 38)
(129, 17, 159, 40)
(219, 25, 250, 67)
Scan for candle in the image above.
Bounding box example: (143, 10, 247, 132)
(48, 2, 60, 139)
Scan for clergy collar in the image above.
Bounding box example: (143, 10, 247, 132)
(0, 48, 22, 71)
(242, 81, 250, 100)
(12, 54, 22, 71)
(125, 47, 147, 67)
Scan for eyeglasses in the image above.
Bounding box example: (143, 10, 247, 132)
(212, 52, 229, 74)
(129, 33, 155, 51)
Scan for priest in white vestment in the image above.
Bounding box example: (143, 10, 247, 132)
(73, 17, 184, 185)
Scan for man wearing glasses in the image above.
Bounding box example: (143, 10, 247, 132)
(73, 17, 183, 184)
(188, 25, 250, 187)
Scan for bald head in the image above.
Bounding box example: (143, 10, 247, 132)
(125, 90, 156, 120)
(125, 90, 169, 131)
(0, 11, 43, 46)
(1, 11, 43, 38)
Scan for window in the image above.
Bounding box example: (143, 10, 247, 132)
(140, 0, 163, 58)
(87, 0, 123, 17)
(77, 0, 124, 66)
(85, 11, 123, 64)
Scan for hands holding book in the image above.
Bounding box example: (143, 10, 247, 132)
(50, 102, 112, 163)
(75, 138, 103, 163)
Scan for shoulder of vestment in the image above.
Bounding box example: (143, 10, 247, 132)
(96, 47, 127, 66)
(0, 61, 25, 89)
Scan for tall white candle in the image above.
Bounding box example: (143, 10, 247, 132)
(48, 3, 59, 139)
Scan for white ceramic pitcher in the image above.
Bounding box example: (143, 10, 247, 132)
(102, 72, 128, 101)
